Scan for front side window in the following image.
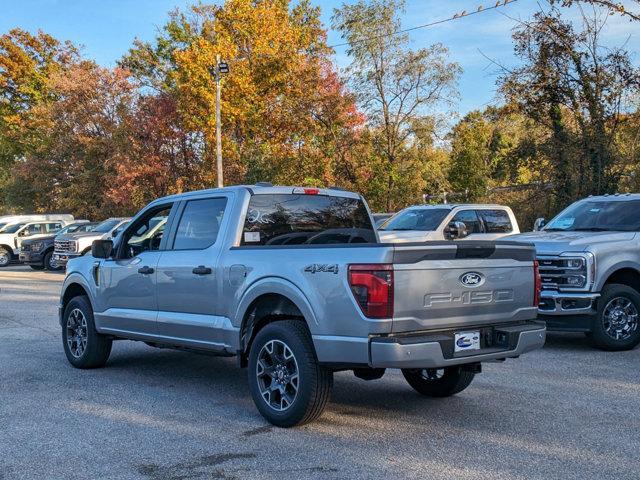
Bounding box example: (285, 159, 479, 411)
(121, 207, 172, 258)
(479, 209, 512, 233)
(451, 210, 482, 234)
(545, 200, 640, 232)
(379, 208, 450, 232)
(172, 198, 228, 250)
(241, 194, 375, 245)
(20, 224, 43, 236)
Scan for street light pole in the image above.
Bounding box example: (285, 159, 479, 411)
(215, 54, 224, 188)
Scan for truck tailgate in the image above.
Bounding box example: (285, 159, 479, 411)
(392, 242, 537, 333)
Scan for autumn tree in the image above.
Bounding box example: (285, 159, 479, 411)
(121, 0, 362, 190)
(499, 8, 640, 209)
(332, 0, 460, 211)
(0, 29, 79, 209)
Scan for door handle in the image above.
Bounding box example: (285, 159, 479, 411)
(192, 265, 212, 275)
(138, 266, 155, 275)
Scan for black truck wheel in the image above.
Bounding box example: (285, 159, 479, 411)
(591, 284, 640, 351)
(62, 295, 112, 368)
(0, 246, 11, 267)
(248, 320, 333, 427)
(402, 366, 475, 397)
(44, 251, 60, 271)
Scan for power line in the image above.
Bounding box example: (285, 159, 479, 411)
(329, 0, 519, 48)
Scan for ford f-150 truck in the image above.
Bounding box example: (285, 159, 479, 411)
(511, 194, 640, 351)
(59, 185, 545, 427)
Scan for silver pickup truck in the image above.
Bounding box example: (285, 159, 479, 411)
(59, 185, 545, 427)
(512, 194, 640, 351)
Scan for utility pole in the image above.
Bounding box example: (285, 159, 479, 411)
(209, 55, 229, 188)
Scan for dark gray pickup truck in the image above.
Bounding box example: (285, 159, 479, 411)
(59, 185, 545, 426)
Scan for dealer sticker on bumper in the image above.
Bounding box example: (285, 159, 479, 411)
(454, 331, 480, 352)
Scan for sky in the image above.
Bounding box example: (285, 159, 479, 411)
(1, 0, 638, 115)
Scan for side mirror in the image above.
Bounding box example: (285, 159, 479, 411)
(111, 228, 121, 238)
(533, 218, 546, 231)
(445, 221, 468, 240)
(92, 239, 113, 259)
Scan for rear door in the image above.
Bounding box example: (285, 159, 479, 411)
(391, 242, 537, 333)
(477, 209, 514, 239)
(155, 194, 231, 349)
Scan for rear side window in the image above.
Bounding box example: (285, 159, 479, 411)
(173, 197, 228, 250)
(479, 209, 513, 233)
(241, 194, 376, 246)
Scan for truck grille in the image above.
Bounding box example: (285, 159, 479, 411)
(55, 240, 77, 253)
(537, 256, 587, 290)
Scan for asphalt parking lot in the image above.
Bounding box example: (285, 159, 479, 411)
(1, 265, 639, 480)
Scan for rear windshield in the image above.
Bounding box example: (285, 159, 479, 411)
(241, 194, 376, 246)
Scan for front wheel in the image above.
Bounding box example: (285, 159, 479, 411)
(0, 246, 11, 267)
(44, 251, 61, 271)
(591, 284, 640, 351)
(247, 320, 333, 427)
(62, 295, 112, 368)
(402, 366, 475, 397)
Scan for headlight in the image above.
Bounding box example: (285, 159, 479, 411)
(559, 252, 594, 290)
(565, 258, 584, 269)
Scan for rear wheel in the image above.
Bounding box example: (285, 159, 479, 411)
(402, 366, 475, 397)
(62, 295, 112, 368)
(248, 320, 333, 427)
(591, 284, 640, 351)
(0, 246, 11, 267)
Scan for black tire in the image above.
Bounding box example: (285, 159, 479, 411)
(62, 295, 112, 368)
(0, 246, 11, 267)
(591, 284, 640, 351)
(43, 250, 61, 271)
(29, 264, 45, 270)
(402, 366, 475, 397)
(247, 320, 333, 427)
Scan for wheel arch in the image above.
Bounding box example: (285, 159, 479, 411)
(600, 266, 640, 294)
(235, 278, 318, 367)
(60, 275, 94, 326)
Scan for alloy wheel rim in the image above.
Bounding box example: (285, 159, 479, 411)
(0, 249, 9, 266)
(48, 255, 57, 270)
(256, 339, 299, 412)
(66, 308, 88, 358)
(420, 368, 445, 381)
(603, 296, 638, 341)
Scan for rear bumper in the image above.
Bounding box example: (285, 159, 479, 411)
(368, 322, 546, 369)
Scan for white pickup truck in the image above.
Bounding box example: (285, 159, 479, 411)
(378, 204, 520, 243)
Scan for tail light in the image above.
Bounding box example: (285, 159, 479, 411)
(533, 260, 542, 307)
(348, 264, 394, 318)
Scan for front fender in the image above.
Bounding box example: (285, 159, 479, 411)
(595, 262, 640, 292)
(59, 271, 96, 325)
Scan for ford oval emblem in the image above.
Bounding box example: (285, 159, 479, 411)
(459, 272, 484, 287)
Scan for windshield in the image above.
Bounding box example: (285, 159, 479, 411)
(545, 200, 640, 232)
(379, 208, 450, 231)
(0, 222, 27, 234)
(58, 223, 93, 235)
(92, 219, 123, 233)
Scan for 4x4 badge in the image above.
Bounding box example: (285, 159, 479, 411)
(304, 264, 339, 274)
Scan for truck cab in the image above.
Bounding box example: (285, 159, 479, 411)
(511, 194, 640, 351)
(378, 204, 520, 243)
